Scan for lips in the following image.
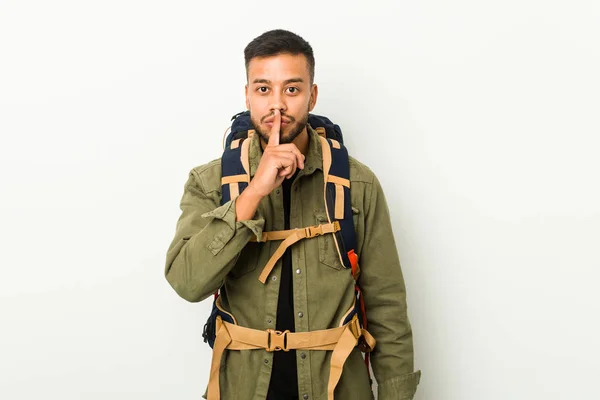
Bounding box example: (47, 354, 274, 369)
(263, 116, 292, 124)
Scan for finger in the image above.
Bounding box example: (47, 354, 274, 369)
(278, 164, 295, 178)
(274, 144, 305, 169)
(274, 153, 297, 177)
(267, 109, 281, 147)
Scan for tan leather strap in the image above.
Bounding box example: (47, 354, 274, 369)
(207, 323, 232, 400)
(240, 136, 251, 183)
(320, 136, 332, 181)
(221, 174, 248, 185)
(207, 314, 369, 400)
(327, 175, 350, 188)
(335, 183, 344, 219)
(229, 183, 239, 199)
(249, 222, 340, 243)
(255, 222, 340, 284)
(326, 175, 349, 220)
(222, 316, 355, 351)
(327, 323, 359, 399)
(231, 138, 241, 149)
(359, 328, 376, 353)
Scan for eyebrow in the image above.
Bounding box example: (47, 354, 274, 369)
(252, 78, 304, 85)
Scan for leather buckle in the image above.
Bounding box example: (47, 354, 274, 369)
(266, 329, 290, 352)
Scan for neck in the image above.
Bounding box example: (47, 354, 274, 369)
(260, 127, 310, 156)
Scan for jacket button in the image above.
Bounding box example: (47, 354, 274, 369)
(303, 395, 309, 400)
(267, 319, 272, 324)
(298, 312, 303, 318)
(272, 276, 277, 281)
(300, 353, 306, 359)
(264, 359, 269, 364)
(296, 269, 301, 274)
(276, 189, 280, 194)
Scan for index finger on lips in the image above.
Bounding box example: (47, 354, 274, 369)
(267, 109, 281, 147)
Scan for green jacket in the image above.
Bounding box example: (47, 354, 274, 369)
(165, 125, 421, 399)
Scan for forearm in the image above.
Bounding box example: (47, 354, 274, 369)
(235, 185, 264, 222)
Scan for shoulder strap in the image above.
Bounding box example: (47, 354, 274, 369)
(220, 130, 254, 204)
(220, 119, 359, 278)
(319, 136, 360, 278)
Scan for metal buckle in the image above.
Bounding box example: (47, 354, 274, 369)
(266, 329, 290, 352)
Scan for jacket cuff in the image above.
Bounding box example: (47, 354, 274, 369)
(200, 198, 265, 255)
(377, 370, 422, 400)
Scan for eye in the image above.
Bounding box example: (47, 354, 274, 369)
(286, 87, 299, 94)
(257, 87, 269, 93)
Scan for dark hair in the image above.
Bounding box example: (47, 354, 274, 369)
(244, 29, 315, 84)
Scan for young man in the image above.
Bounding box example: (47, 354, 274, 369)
(165, 29, 421, 400)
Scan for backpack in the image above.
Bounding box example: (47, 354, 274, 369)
(202, 111, 374, 392)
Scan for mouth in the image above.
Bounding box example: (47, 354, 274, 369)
(263, 115, 292, 124)
(266, 120, 290, 128)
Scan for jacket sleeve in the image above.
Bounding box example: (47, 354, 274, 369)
(164, 168, 265, 302)
(357, 174, 421, 400)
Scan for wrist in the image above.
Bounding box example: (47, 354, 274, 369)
(244, 183, 267, 201)
(235, 184, 264, 222)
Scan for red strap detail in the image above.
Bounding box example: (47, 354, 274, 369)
(213, 291, 218, 300)
(347, 249, 358, 278)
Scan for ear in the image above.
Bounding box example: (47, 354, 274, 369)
(309, 84, 318, 112)
(245, 84, 250, 110)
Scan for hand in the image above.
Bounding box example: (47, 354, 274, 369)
(246, 109, 306, 198)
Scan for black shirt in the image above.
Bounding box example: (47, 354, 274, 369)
(267, 170, 300, 400)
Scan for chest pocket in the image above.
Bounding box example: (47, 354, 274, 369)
(314, 207, 360, 270)
(228, 242, 261, 279)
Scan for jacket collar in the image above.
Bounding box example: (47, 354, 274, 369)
(248, 124, 324, 178)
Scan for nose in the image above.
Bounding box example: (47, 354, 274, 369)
(268, 89, 286, 115)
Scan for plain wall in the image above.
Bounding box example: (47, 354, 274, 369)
(1, 0, 599, 399)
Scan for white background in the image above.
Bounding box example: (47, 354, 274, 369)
(1, 1, 599, 399)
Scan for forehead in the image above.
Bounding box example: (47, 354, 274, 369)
(247, 53, 310, 83)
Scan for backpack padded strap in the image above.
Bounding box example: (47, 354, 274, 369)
(220, 135, 252, 203)
(325, 176, 350, 219)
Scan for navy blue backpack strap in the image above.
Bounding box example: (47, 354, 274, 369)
(202, 292, 236, 349)
(318, 136, 359, 276)
(220, 130, 254, 204)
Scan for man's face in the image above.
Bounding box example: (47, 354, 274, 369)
(245, 53, 318, 144)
